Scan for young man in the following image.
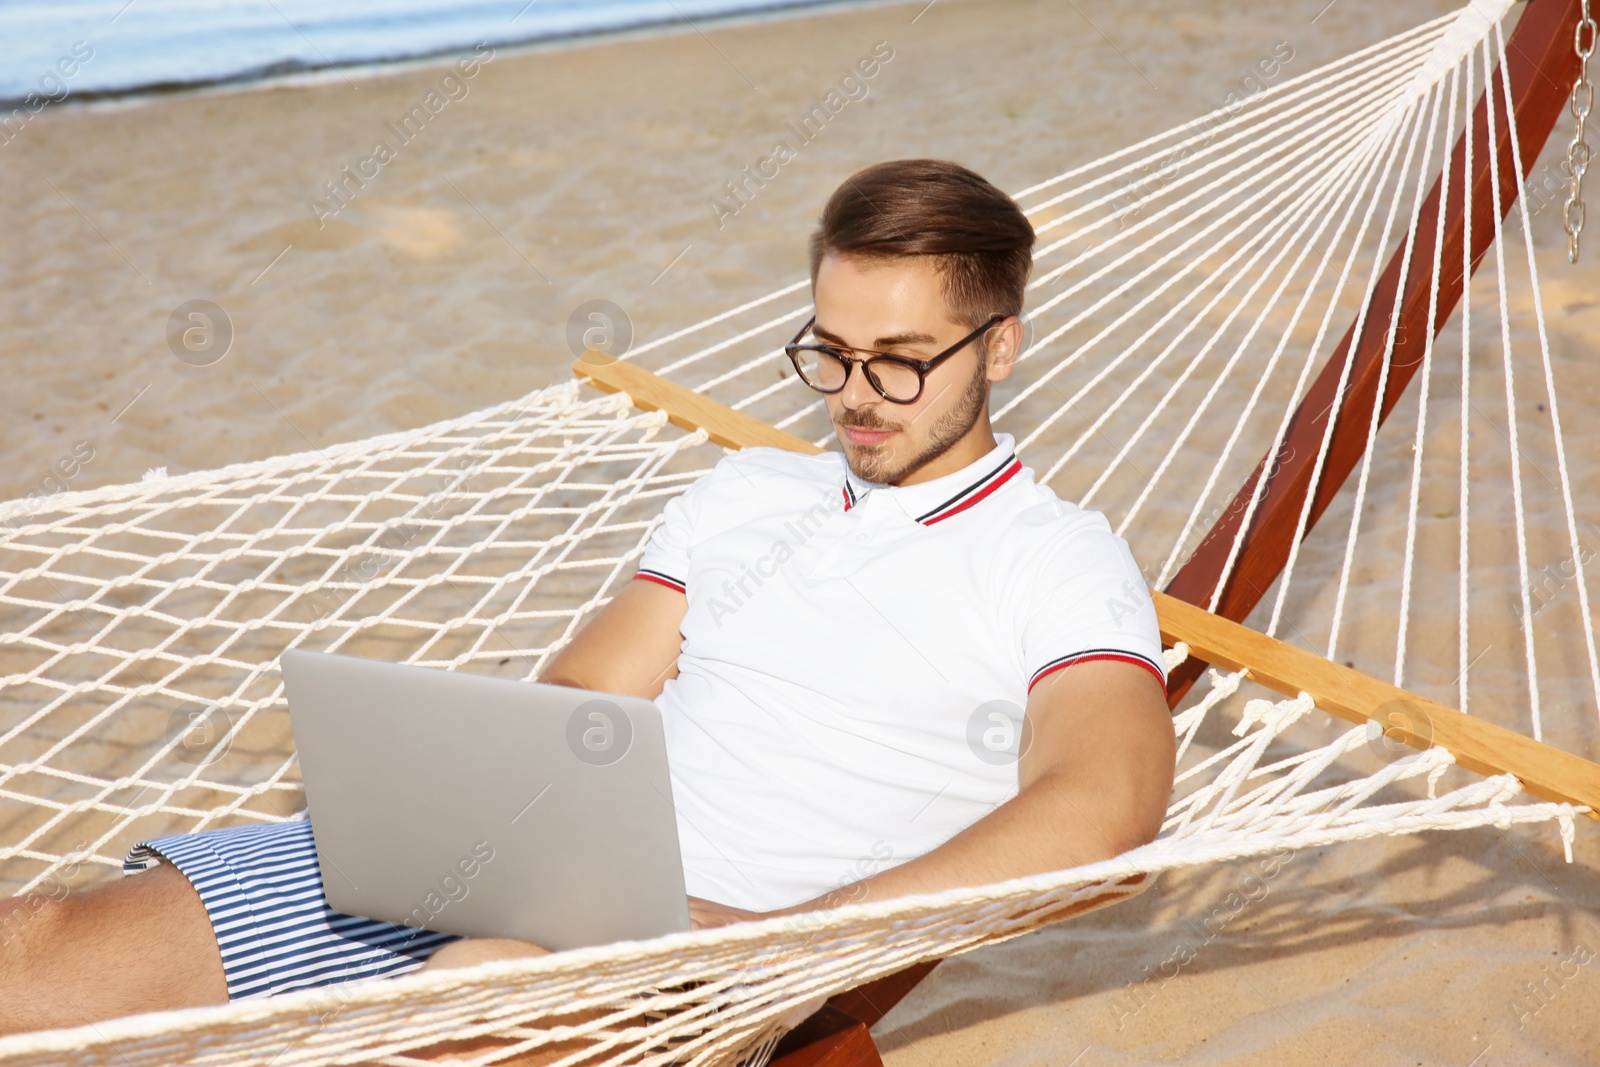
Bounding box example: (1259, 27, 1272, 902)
(0, 159, 1174, 1035)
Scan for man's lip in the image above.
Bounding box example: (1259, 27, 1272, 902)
(841, 425, 896, 445)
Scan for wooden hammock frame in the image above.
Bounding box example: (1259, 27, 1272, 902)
(563, 3, 1597, 1061)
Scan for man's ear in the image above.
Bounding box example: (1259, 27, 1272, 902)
(985, 317, 1024, 382)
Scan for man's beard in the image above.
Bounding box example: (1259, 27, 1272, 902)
(842, 355, 989, 484)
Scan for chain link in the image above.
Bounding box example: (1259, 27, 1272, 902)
(1564, 0, 1596, 262)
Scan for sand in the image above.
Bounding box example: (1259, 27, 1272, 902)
(2, 0, 1599, 1063)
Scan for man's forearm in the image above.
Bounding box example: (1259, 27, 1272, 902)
(775, 770, 1158, 917)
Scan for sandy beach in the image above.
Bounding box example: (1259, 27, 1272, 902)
(2, 0, 1599, 1063)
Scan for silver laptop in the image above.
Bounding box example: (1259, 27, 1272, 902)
(279, 649, 692, 951)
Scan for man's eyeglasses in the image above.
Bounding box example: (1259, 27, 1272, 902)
(783, 313, 1006, 404)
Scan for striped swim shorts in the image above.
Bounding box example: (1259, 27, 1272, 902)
(125, 819, 461, 1000)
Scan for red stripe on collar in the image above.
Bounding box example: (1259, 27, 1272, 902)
(918, 456, 1022, 526)
(838, 452, 1021, 525)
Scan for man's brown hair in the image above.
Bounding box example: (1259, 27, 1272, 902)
(807, 159, 1035, 348)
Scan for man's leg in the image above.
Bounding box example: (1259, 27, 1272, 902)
(1, 817, 462, 1039)
(3, 876, 646, 1066)
(0, 862, 227, 1037)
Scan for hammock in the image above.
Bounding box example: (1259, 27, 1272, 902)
(2, 1, 1597, 1064)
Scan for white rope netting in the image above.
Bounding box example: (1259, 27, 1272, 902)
(0, 1, 1593, 1064)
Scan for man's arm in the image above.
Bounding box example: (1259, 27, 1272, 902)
(536, 577, 687, 698)
(694, 659, 1174, 927)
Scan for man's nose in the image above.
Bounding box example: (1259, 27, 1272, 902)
(839, 361, 881, 409)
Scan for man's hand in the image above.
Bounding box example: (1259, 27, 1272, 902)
(687, 896, 766, 930)
(420, 937, 551, 972)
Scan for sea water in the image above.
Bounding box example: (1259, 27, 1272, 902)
(0, 0, 853, 104)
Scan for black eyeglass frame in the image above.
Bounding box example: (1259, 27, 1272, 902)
(783, 312, 1007, 404)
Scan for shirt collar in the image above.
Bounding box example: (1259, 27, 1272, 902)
(840, 432, 1023, 526)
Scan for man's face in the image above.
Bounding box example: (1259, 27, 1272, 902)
(812, 252, 1015, 484)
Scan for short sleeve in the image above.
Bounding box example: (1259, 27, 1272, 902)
(634, 454, 738, 594)
(1015, 511, 1167, 697)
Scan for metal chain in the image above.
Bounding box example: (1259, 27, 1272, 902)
(1564, 0, 1596, 262)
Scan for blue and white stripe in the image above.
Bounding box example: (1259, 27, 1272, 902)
(125, 819, 459, 1001)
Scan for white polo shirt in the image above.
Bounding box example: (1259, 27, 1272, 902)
(635, 431, 1165, 912)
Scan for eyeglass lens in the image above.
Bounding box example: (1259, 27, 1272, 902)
(794, 347, 922, 401)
